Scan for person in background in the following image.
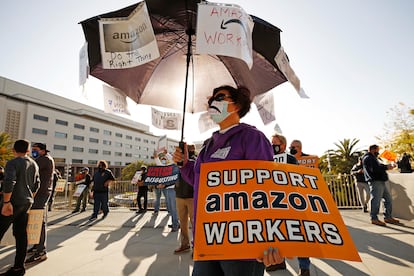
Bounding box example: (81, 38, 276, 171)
(48, 169, 61, 211)
(173, 144, 196, 254)
(152, 150, 170, 215)
(362, 144, 399, 226)
(25, 142, 55, 264)
(269, 134, 311, 276)
(172, 85, 283, 275)
(72, 167, 92, 213)
(289, 139, 309, 160)
(89, 160, 115, 221)
(135, 166, 148, 214)
(0, 139, 40, 276)
(397, 152, 412, 173)
(351, 157, 370, 213)
(0, 166, 4, 202)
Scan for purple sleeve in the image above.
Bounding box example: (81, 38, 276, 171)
(180, 160, 196, 186)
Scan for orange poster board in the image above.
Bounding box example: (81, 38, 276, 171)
(296, 155, 319, 168)
(194, 160, 361, 262)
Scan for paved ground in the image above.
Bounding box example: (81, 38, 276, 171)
(1, 208, 413, 275)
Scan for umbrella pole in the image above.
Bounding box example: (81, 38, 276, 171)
(181, 28, 195, 143)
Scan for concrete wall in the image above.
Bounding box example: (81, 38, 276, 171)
(387, 172, 414, 221)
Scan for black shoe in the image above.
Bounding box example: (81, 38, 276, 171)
(89, 216, 97, 221)
(266, 260, 286, 272)
(27, 246, 37, 253)
(25, 251, 47, 264)
(80, 209, 86, 212)
(102, 213, 108, 219)
(72, 209, 79, 214)
(0, 266, 25, 276)
(299, 268, 310, 276)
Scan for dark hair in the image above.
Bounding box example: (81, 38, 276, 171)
(369, 144, 379, 151)
(13, 139, 30, 153)
(212, 85, 251, 118)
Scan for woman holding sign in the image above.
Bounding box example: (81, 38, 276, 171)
(173, 85, 283, 275)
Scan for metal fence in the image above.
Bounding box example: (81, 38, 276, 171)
(51, 175, 363, 210)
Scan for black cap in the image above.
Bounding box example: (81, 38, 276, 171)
(32, 142, 49, 152)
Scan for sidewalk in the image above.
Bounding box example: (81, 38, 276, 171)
(1, 208, 413, 275)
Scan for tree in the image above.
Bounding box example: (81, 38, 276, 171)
(319, 138, 364, 174)
(121, 160, 155, 181)
(380, 102, 414, 156)
(0, 132, 14, 168)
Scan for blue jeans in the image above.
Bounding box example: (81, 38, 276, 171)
(369, 180, 393, 220)
(298, 257, 310, 269)
(153, 187, 167, 212)
(192, 260, 265, 276)
(92, 192, 109, 218)
(163, 188, 179, 228)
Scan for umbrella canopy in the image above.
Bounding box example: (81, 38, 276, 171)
(80, 0, 289, 115)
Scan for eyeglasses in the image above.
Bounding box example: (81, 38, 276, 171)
(208, 93, 232, 105)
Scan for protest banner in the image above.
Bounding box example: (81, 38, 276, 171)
(144, 164, 180, 186)
(54, 179, 66, 192)
(194, 160, 361, 262)
(131, 170, 143, 185)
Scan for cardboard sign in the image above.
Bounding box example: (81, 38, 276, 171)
(73, 184, 87, 197)
(131, 171, 143, 184)
(1, 209, 44, 245)
(194, 160, 361, 262)
(54, 179, 66, 192)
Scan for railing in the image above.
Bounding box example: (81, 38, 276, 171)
(51, 176, 363, 210)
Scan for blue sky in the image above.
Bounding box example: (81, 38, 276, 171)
(1, 0, 413, 156)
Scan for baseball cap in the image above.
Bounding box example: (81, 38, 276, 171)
(32, 142, 50, 152)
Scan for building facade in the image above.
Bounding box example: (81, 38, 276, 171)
(0, 77, 179, 177)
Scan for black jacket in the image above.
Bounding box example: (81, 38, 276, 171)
(174, 174, 193, 198)
(362, 152, 388, 182)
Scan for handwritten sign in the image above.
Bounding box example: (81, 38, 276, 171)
(144, 165, 180, 186)
(196, 2, 253, 68)
(73, 184, 87, 197)
(54, 179, 66, 192)
(194, 160, 361, 262)
(2, 209, 44, 245)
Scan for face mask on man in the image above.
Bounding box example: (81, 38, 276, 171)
(208, 100, 234, 124)
(31, 150, 39, 159)
(374, 151, 380, 157)
(161, 159, 167, 165)
(289, 147, 298, 155)
(272, 145, 281, 155)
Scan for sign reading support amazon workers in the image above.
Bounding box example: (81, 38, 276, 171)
(194, 160, 361, 262)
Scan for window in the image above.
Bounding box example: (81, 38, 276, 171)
(126, 135, 132, 140)
(88, 160, 98, 165)
(89, 149, 98, 154)
(135, 137, 141, 142)
(115, 132, 123, 138)
(32, 128, 47, 135)
(115, 142, 122, 147)
(103, 140, 111, 145)
(90, 127, 99, 133)
(73, 147, 84, 152)
(53, 145, 67, 150)
(151, 141, 156, 145)
(125, 153, 132, 157)
(33, 114, 48, 122)
(72, 159, 83, 164)
(74, 123, 85, 129)
(114, 162, 122, 166)
(103, 130, 112, 136)
(115, 152, 122, 157)
(55, 119, 68, 126)
(89, 138, 99, 143)
(73, 135, 84, 141)
(143, 139, 149, 143)
(55, 131, 68, 138)
(125, 144, 132, 149)
(103, 150, 111, 155)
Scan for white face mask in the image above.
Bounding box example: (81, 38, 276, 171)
(208, 100, 234, 124)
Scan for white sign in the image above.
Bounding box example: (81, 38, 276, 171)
(103, 85, 131, 115)
(151, 107, 182, 130)
(73, 184, 87, 197)
(98, 2, 159, 69)
(196, 2, 253, 69)
(254, 92, 275, 125)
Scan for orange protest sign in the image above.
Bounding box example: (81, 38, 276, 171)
(297, 155, 319, 168)
(194, 160, 361, 262)
(379, 150, 397, 162)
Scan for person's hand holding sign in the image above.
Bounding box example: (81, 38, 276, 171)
(172, 142, 188, 167)
(257, 246, 284, 268)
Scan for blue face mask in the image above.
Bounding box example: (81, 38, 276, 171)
(208, 100, 234, 124)
(31, 150, 39, 159)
